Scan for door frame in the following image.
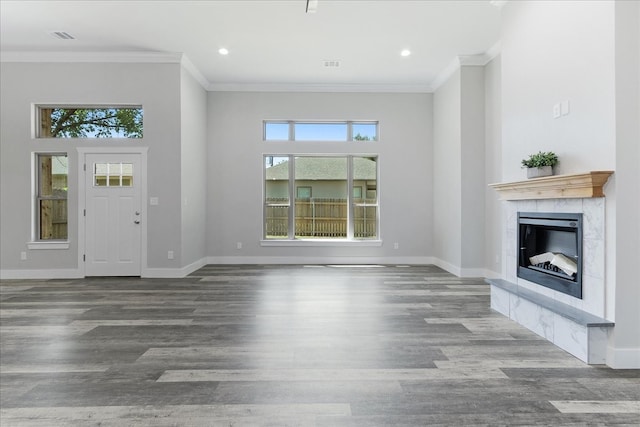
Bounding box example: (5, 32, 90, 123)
(77, 147, 148, 277)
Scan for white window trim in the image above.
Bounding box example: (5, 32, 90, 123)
(27, 241, 70, 250)
(263, 120, 379, 142)
(260, 239, 382, 247)
(263, 154, 380, 244)
(34, 104, 143, 139)
(31, 152, 69, 247)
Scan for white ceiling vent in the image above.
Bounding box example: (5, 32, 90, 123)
(50, 31, 75, 40)
(323, 60, 340, 68)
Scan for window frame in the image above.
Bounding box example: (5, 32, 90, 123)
(262, 154, 380, 245)
(33, 152, 69, 245)
(263, 120, 378, 142)
(35, 104, 144, 139)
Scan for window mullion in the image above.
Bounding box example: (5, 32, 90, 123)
(289, 121, 295, 141)
(288, 155, 295, 239)
(347, 155, 354, 240)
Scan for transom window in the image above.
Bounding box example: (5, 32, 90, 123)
(35, 153, 68, 240)
(37, 106, 143, 138)
(264, 155, 378, 240)
(264, 121, 378, 142)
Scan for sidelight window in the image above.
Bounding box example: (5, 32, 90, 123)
(35, 153, 68, 240)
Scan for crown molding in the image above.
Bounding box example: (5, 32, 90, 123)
(431, 42, 502, 91)
(0, 50, 183, 64)
(207, 82, 433, 93)
(1, 50, 211, 90)
(430, 57, 462, 91)
(179, 55, 210, 89)
(1, 44, 504, 95)
(0, 51, 183, 64)
(485, 41, 502, 62)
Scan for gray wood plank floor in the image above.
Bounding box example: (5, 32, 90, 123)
(1, 265, 638, 426)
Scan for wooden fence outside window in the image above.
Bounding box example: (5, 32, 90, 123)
(265, 198, 377, 239)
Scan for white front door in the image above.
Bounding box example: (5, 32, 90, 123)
(84, 153, 142, 276)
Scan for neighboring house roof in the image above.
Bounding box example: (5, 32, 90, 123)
(266, 157, 376, 181)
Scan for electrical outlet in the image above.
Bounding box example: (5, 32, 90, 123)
(20, 251, 27, 260)
(393, 242, 399, 250)
(236, 242, 242, 250)
(553, 103, 561, 119)
(168, 250, 174, 260)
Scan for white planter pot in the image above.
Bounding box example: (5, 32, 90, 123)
(527, 166, 553, 179)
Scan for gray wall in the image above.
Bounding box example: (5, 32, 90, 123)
(484, 55, 502, 277)
(612, 0, 640, 368)
(433, 65, 488, 275)
(433, 69, 462, 269)
(180, 68, 208, 268)
(207, 91, 433, 262)
(0, 62, 182, 272)
(501, 0, 639, 367)
(460, 66, 486, 270)
(501, 1, 616, 179)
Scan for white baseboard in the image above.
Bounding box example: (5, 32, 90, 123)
(0, 268, 83, 280)
(430, 258, 462, 276)
(1, 258, 208, 280)
(1, 258, 503, 280)
(143, 257, 208, 278)
(431, 258, 499, 278)
(607, 345, 640, 369)
(206, 256, 435, 265)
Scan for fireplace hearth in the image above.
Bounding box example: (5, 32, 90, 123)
(518, 212, 583, 298)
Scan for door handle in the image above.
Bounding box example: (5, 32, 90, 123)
(134, 220, 140, 224)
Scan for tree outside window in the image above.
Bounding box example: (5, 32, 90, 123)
(39, 107, 143, 138)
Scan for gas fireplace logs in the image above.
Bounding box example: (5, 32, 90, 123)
(529, 252, 578, 277)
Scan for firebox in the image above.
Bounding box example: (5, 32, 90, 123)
(518, 212, 583, 299)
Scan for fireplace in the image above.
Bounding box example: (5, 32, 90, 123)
(518, 212, 583, 298)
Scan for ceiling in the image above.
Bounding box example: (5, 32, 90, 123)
(0, 0, 502, 91)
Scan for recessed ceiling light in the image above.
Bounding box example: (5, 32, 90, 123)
(218, 48, 229, 55)
(400, 49, 411, 57)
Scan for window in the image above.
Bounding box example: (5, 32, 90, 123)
(264, 121, 378, 142)
(38, 106, 143, 138)
(294, 123, 348, 141)
(352, 123, 377, 141)
(264, 155, 378, 240)
(264, 122, 290, 141)
(296, 186, 312, 199)
(93, 163, 134, 187)
(36, 154, 68, 240)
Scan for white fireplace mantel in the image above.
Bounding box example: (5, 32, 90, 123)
(489, 171, 614, 201)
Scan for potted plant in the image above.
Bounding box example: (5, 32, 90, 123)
(521, 151, 558, 178)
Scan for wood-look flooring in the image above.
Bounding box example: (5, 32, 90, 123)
(1, 265, 639, 426)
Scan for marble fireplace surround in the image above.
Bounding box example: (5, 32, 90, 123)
(488, 172, 615, 364)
